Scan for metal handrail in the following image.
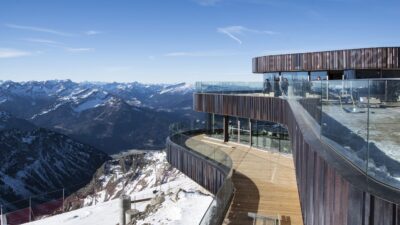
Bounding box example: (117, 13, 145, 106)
(167, 127, 234, 225)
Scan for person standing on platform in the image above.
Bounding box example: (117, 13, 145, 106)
(263, 79, 272, 95)
(274, 78, 281, 97)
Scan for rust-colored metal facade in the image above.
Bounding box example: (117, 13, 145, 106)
(194, 93, 400, 225)
(252, 47, 400, 73)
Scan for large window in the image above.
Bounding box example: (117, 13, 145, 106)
(356, 70, 381, 79)
(281, 72, 309, 97)
(209, 114, 224, 139)
(228, 117, 251, 144)
(239, 118, 251, 145)
(251, 120, 291, 153)
(228, 117, 238, 142)
(206, 115, 291, 153)
(311, 71, 328, 80)
(281, 72, 309, 81)
(263, 72, 280, 81)
(263, 73, 280, 96)
(382, 70, 400, 78)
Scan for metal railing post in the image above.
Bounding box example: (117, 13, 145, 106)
(29, 197, 32, 222)
(385, 80, 388, 102)
(93, 184, 97, 206)
(62, 188, 65, 212)
(119, 195, 131, 225)
(0, 204, 3, 225)
(326, 79, 329, 101)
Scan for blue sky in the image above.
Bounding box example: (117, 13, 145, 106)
(0, 0, 399, 83)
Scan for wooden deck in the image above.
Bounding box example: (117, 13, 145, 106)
(185, 134, 303, 225)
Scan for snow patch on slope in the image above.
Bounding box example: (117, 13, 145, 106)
(159, 83, 193, 95)
(22, 135, 36, 144)
(25, 178, 211, 225)
(73, 98, 106, 112)
(24, 151, 213, 225)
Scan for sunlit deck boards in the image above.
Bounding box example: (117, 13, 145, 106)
(185, 134, 303, 225)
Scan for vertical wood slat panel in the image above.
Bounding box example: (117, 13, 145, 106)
(194, 93, 400, 225)
(306, 148, 315, 225)
(397, 205, 400, 225)
(166, 138, 228, 195)
(252, 47, 400, 73)
(347, 184, 364, 225)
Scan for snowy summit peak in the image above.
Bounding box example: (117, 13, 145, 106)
(159, 82, 193, 95)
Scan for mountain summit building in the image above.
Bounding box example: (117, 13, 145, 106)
(167, 47, 400, 225)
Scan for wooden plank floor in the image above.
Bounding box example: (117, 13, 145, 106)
(185, 134, 303, 225)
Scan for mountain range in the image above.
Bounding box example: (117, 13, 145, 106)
(0, 111, 110, 209)
(0, 80, 199, 210)
(0, 80, 199, 154)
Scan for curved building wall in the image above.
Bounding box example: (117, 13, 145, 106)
(252, 47, 400, 73)
(194, 93, 400, 225)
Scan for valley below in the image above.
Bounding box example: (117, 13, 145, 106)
(0, 80, 206, 224)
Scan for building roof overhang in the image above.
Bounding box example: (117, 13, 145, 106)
(252, 47, 400, 73)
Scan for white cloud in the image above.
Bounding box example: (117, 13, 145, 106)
(0, 48, 31, 58)
(217, 25, 277, 44)
(194, 0, 222, 6)
(23, 39, 94, 53)
(5, 23, 74, 36)
(85, 30, 102, 35)
(22, 38, 63, 46)
(65, 47, 94, 53)
(217, 27, 243, 44)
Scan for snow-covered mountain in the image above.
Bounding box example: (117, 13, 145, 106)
(159, 83, 193, 95)
(25, 151, 213, 225)
(63, 151, 203, 209)
(0, 125, 110, 209)
(0, 80, 194, 115)
(0, 80, 205, 224)
(0, 80, 199, 154)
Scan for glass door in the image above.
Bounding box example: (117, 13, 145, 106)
(228, 117, 238, 142)
(239, 118, 251, 145)
(228, 117, 251, 145)
(210, 114, 224, 140)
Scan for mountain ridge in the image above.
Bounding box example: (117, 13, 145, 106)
(0, 80, 200, 154)
(0, 122, 110, 209)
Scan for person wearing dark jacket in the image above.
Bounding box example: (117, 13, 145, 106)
(281, 78, 289, 96)
(263, 79, 272, 95)
(274, 78, 281, 97)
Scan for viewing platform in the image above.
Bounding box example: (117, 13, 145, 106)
(185, 134, 303, 225)
(189, 78, 400, 225)
(194, 79, 400, 195)
(167, 48, 400, 225)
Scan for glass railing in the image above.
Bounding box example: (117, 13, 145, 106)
(318, 79, 400, 191)
(196, 81, 263, 94)
(168, 123, 234, 225)
(195, 79, 400, 191)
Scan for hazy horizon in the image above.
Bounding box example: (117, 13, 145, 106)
(0, 78, 264, 85)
